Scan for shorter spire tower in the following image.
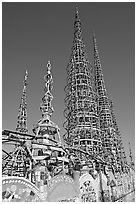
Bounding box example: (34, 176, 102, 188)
(3, 70, 32, 178)
(93, 35, 118, 169)
(93, 35, 113, 129)
(31, 61, 63, 189)
(32, 60, 61, 146)
(93, 36, 129, 174)
(16, 70, 28, 133)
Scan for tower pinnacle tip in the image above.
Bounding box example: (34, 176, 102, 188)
(93, 32, 96, 42)
(76, 6, 79, 14)
(47, 60, 52, 73)
(25, 70, 28, 81)
(75, 5, 80, 21)
(93, 30, 96, 38)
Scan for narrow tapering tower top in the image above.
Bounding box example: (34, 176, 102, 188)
(74, 6, 83, 43)
(40, 60, 54, 119)
(93, 35, 113, 129)
(16, 70, 28, 133)
(75, 6, 79, 19)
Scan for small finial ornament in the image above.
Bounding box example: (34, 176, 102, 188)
(40, 61, 54, 119)
(47, 60, 51, 71)
(44, 61, 53, 84)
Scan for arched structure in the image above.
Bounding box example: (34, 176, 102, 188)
(2, 176, 42, 202)
(47, 174, 78, 201)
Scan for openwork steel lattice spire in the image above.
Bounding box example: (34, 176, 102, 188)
(93, 36, 129, 173)
(73, 7, 84, 45)
(2, 71, 33, 178)
(40, 60, 54, 119)
(16, 70, 28, 133)
(64, 8, 102, 157)
(93, 35, 120, 169)
(71, 7, 88, 64)
(93, 35, 113, 129)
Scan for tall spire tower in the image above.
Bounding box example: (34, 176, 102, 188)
(16, 70, 28, 133)
(64, 8, 102, 159)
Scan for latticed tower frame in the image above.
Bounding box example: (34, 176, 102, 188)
(2, 71, 33, 179)
(16, 70, 28, 134)
(63, 8, 102, 161)
(2, 145, 31, 178)
(93, 35, 129, 174)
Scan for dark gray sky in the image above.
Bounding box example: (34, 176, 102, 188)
(2, 2, 135, 160)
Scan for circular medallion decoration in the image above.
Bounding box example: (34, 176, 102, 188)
(2, 176, 42, 202)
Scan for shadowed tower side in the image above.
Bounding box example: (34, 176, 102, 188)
(93, 35, 129, 174)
